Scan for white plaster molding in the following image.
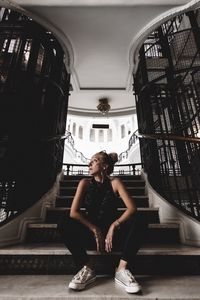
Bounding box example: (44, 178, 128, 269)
(142, 170, 200, 246)
(0, 172, 62, 247)
(128, 0, 200, 78)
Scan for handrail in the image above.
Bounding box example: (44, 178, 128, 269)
(137, 132, 200, 143)
(65, 131, 90, 164)
(42, 134, 69, 142)
(118, 129, 139, 163)
(137, 132, 200, 221)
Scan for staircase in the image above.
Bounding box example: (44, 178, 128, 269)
(0, 174, 200, 275)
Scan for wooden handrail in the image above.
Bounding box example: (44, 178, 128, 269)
(137, 132, 200, 143)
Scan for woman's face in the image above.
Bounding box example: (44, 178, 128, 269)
(88, 155, 103, 176)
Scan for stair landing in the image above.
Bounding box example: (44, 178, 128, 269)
(0, 274, 200, 299)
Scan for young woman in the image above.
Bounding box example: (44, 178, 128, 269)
(59, 151, 147, 294)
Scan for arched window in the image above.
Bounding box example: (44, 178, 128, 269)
(78, 126, 83, 139)
(121, 125, 125, 138)
(99, 130, 104, 142)
(107, 128, 112, 142)
(90, 128, 95, 142)
(72, 123, 76, 136)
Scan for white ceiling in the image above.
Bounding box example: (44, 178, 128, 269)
(2, 0, 198, 115)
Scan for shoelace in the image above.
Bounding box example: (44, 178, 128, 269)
(124, 269, 136, 283)
(74, 266, 90, 281)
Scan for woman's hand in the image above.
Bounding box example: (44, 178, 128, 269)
(92, 226, 105, 252)
(105, 223, 117, 252)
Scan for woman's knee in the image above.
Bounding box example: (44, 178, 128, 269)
(58, 215, 79, 235)
(120, 213, 148, 241)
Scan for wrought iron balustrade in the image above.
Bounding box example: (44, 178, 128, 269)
(63, 162, 143, 176)
(64, 131, 90, 164)
(138, 133, 200, 220)
(162, 15, 184, 36)
(118, 129, 139, 163)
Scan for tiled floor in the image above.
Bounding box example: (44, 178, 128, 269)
(0, 275, 200, 299)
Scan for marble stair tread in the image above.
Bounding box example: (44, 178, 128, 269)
(61, 179, 145, 183)
(57, 195, 148, 199)
(59, 186, 146, 196)
(63, 175, 141, 179)
(0, 243, 199, 255)
(46, 207, 159, 212)
(60, 179, 145, 186)
(60, 186, 145, 190)
(27, 223, 179, 229)
(55, 195, 150, 208)
(45, 207, 160, 224)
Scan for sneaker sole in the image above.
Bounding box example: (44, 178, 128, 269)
(115, 278, 141, 294)
(69, 276, 96, 290)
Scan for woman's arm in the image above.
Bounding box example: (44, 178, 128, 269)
(112, 177, 137, 227)
(105, 177, 137, 252)
(70, 178, 95, 232)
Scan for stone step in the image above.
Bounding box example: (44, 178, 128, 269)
(2, 242, 200, 255)
(45, 207, 160, 224)
(25, 223, 180, 244)
(1, 275, 200, 299)
(60, 179, 145, 187)
(56, 195, 150, 208)
(0, 243, 199, 275)
(59, 186, 146, 196)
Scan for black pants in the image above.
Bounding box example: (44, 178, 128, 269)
(58, 212, 147, 268)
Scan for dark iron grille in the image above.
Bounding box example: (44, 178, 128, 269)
(0, 8, 70, 225)
(162, 15, 184, 37)
(170, 30, 200, 70)
(146, 58, 168, 69)
(134, 11, 200, 221)
(147, 70, 167, 83)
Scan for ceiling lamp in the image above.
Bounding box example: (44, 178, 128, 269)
(97, 97, 111, 115)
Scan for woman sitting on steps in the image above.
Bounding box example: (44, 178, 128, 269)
(58, 151, 147, 294)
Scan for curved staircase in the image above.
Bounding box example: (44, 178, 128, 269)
(0, 175, 200, 275)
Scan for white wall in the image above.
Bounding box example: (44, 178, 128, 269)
(64, 113, 141, 163)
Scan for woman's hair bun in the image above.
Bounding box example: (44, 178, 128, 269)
(108, 152, 118, 164)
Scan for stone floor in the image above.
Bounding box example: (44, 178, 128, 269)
(0, 275, 200, 299)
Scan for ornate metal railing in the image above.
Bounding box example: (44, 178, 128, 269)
(138, 133, 200, 220)
(0, 8, 70, 224)
(63, 163, 143, 176)
(134, 10, 200, 221)
(64, 129, 140, 164)
(118, 129, 139, 163)
(162, 14, 184, 36)
(65, 131, 90, 164)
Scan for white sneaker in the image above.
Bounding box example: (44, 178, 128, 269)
(115, 268, 141, 294)
(68, 265, 96, 290)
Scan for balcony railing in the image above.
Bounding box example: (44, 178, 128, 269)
(63, 162, 143, 176)
(118, 129, 139, 163)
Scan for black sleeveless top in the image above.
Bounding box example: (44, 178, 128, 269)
(83, 177, 118, 230)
